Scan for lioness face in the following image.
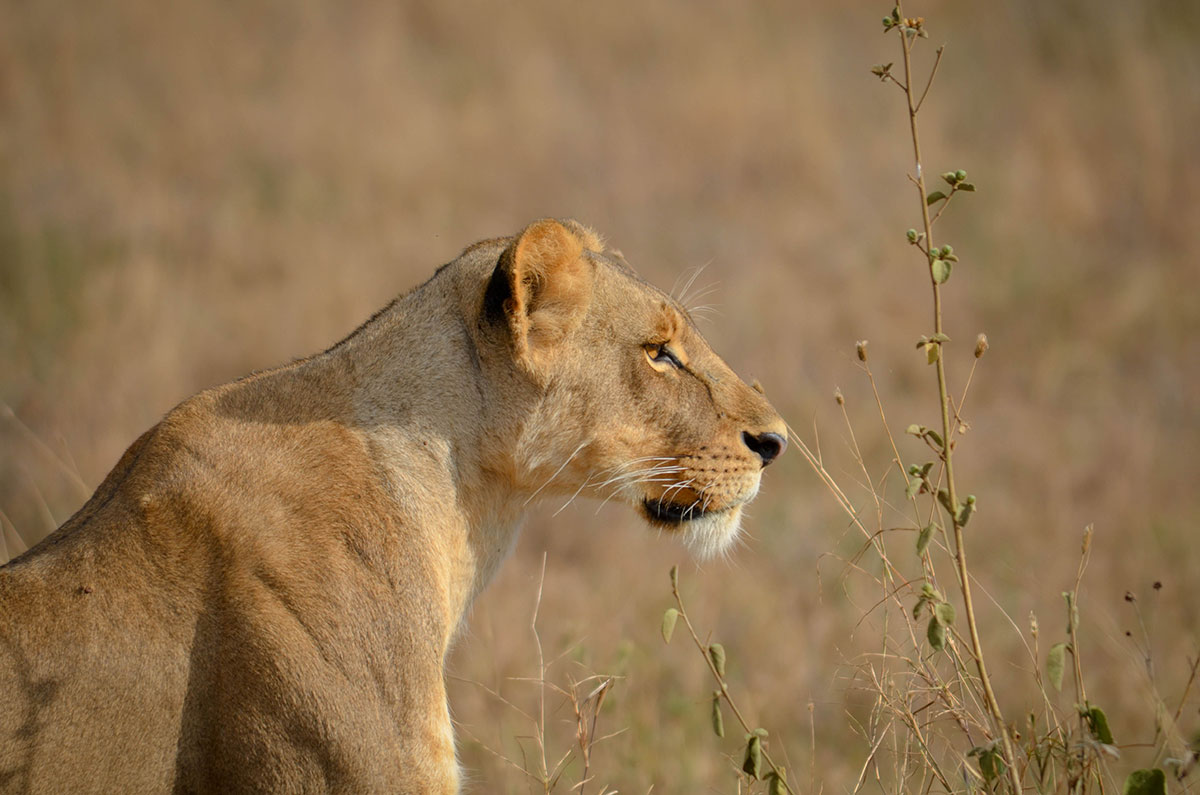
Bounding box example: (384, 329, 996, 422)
(571, 257, 787, 557)
(491, 220, 787, 558)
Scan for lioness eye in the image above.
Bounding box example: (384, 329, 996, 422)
(644, 343, 683, 369)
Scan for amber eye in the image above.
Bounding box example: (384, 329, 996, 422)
(644, 343, 683, 369)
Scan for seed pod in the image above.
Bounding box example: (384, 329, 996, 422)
(708, 643, 727, 678)
(957, 495, 976, 527)
(669, 565, 678, 590)
(711, 691, 725, 737)
(768, 770, 788, 795)
(975, 333, 989, 358)
(856, 339, 869, 362)
(927, 616, 947, 651)
(916, 523, 936, 555)
(1047, 642, 1066, 692)
(742, 734, 763, 779)
(661, 608, 678, 644)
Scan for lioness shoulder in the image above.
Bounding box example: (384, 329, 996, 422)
(0, 219, 785, 793)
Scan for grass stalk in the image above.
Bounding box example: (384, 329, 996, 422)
(891, 3, 1022, 791)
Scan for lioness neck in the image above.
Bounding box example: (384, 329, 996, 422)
(322, 256, 533, 628)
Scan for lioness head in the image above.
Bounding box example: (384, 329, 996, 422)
(476, 219, 787, 558)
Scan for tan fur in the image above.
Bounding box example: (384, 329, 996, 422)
(0, 220, 786, 793)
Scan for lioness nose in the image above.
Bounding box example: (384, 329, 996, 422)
(742, 431, 787, 467)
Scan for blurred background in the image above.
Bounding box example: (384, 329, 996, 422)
(2, 0, 1197, 790)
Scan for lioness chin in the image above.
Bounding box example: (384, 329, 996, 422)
(0, 219, 785, 793)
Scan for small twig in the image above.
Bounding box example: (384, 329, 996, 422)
(893, 4, 1022, 790)
(671, 578, 797, 794)
(929, 188, 957, 226)
(914, 45, 946, 113)
(532, 553, 550, 790)
(1, 401, 91, 499)
(1173, 655, 1200, 725)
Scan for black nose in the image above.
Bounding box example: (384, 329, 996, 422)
(742, 431, 787, 467)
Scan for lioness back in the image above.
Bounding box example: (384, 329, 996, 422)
(0, 219, 785, 793)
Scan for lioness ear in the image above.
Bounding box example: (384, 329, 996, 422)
(491, 219, 595, 372)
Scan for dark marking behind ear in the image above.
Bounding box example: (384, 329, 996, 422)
(483, 251, 513, 327)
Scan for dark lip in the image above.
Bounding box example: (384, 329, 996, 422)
(642, 497, 721, 525)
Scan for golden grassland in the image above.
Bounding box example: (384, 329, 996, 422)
(1, 1, 1197, 790)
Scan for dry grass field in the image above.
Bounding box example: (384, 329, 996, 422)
(2, 0, 1197, 791)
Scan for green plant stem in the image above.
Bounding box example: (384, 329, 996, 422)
(892, 6, 1022, 793)
(671, 581, 795, 794)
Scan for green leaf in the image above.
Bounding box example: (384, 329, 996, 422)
(937, 489, 954, 514)
(925, 429, 944, 448)
(669, 565, 679, 590)
(934, 601, 956, 626)
(905, 424, 924, 436)
(925, 341, 939, 364)
(1063, 591, 1078, 634)
(931, 258, 952, 284)
(930, 332, 950, 343)
(1087, 705, 1115, 745)
(979, 748, 1003, 782)
(967, 745, 1006, 782)
(767, 770, 788, 795)
(912, 595, 929, 619)
(743, 734, 763, 779)
(1047, 642, 1067, 692)
(957, 495, 977, 526)
(906, 228, 918, 242)
(954, 169, 968, 182)
(711, 691, 725, 737)
(905, 478, 923, 500)
(708, 643, 726, 678)
(927, 616, 947, 651)
(926, 190, 947, 205)
(916, 523, 936, 555)
(957, 181, 976, 192)
(941, 171, 958, 185)
(1123, 769, 1166, 795)
(661, 608, 678, 644)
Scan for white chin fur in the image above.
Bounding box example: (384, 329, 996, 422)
(679, 505, 744, 560)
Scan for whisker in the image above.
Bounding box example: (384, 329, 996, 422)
(523, 441, 588, 506)
(659, 478, 698, 503)
(673, 263, 712, 309)
(671, 263, 708, 306)
(681, 283, 719, 311)
(589, 464, 685, 491)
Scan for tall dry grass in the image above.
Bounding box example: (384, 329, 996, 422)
(2, 1, 1198, 791)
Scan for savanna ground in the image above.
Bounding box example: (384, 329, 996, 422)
(1, 1, 1197, 791)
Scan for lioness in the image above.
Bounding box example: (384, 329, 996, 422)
(0, 219, 785, 793)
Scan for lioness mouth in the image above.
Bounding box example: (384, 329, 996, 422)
(642, 497, 722, 525)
